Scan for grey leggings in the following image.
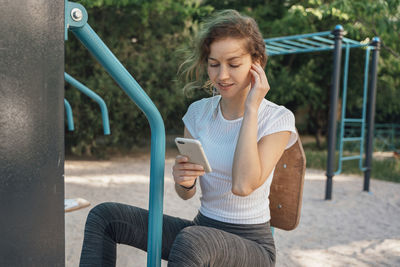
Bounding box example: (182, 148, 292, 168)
(79, 202, 276, 267)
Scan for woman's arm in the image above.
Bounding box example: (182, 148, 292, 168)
(232, 63, 291, 196)
(173, 127, 204, 200)
(232, 126, 290, 196)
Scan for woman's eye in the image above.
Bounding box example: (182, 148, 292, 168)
(208, 63, 240, 68)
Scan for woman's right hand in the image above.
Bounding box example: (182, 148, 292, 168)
(173, 155, 205, 188)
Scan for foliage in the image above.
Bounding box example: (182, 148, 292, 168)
(65, 0, 213, 155)
(277, 0, 400, 142)
(65, 0, 400, 155)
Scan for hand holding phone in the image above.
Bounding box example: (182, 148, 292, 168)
(173, 155, 203, 190)
(175, 138, 212, 173)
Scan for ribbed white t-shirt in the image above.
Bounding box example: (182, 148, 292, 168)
(182, 95, 297, 224)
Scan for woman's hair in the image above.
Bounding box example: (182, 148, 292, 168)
(180, 9, 267, 93)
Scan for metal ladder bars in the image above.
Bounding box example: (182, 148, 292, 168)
(335, 45, 371, 175)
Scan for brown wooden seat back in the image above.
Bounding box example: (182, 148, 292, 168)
(269, 135, 306, 231)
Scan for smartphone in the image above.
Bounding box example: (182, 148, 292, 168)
(175, 137, 212, 173)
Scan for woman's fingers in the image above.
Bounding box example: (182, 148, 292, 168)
(173, 155, 205, 184)
(175, 155, 188, 164)
(175, 171, 204, 179)
(174, 155, 204, 170)
(249, 68, 260, 82)
(173, 169, 204, 185)
(249, 69, 260, 91)
(173, 166, 205, 176)
(176, 176, 202, 182)
(252, 64, 268, 83)
(246, 64, 271, 109)
(173, 163, 204, 172)
(181, 163, 204, 171)
(251, 63, 270, 92)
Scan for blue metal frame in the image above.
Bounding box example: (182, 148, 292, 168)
(265, 26, 380, 199)
(64, 99, 74, 131)
(64, 72, 111, 135)
(334, 47, 371, 175)
(265, 29, 371, 56)
(66, 2, 165, 266)
(335, 44, 351, 175)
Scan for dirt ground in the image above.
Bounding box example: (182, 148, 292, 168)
(65, 153, 400, 267)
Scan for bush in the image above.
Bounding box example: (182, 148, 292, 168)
(65, 0, 213, 155)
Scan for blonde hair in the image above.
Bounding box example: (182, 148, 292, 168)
(179, 9, 267, 94)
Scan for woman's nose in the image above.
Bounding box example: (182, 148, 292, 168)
(218, 66, 229, 80)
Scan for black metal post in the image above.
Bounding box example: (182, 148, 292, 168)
(325, 25, 344, 200)
(363, 37, 380, 192)
(0, 1, 65, 266)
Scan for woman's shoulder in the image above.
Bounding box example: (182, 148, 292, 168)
(259, 99, 294, 119)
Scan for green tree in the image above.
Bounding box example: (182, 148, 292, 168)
(65, 0, 213, 155)
(65, 0, 399, 155)
(202, 0, 399, 147)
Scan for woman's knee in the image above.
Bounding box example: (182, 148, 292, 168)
(168, 226, 213, 266)
(87, 202, 114, 218)
(85, 202, 121, 229)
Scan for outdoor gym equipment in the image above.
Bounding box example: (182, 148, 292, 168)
(265, 27, 380, 200)
(64, 99, 74, 131)
(270, 131, 306, 231)
(64, 72, 111, 135)
(65, 2, 166, 266)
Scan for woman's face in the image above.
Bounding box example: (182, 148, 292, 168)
(207, 38, 253, 100)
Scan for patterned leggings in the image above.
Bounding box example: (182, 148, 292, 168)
(79, 202, 276, 267)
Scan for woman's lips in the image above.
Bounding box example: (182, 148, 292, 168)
(218, 83, 234, 90)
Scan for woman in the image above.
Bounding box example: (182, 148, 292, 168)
(80, 9, 297, 267)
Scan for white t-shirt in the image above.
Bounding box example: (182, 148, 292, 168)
(182, 95, 297, 224)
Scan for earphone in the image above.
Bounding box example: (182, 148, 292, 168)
(212, 86, 217, 97)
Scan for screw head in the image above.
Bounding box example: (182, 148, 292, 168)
(71, 8, 83, 22)
(283, 164, 287, 168)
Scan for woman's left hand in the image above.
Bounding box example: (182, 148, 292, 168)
(246, 63, 270, 111)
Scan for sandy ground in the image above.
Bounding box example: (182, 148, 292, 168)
(65, 154, 400, 267)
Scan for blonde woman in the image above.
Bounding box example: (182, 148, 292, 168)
(80, 10, 297, 267)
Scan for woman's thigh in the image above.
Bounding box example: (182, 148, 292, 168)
(82, 202, 194, 260)
(167, 225, 274, 267)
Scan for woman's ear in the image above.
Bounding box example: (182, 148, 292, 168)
(252, 57, 261, 65)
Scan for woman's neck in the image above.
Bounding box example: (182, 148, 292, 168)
(219, 94, 246, 120)
(218, 83, 252, 120)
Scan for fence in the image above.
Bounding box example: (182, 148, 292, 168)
(338, 123, 400, 152)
